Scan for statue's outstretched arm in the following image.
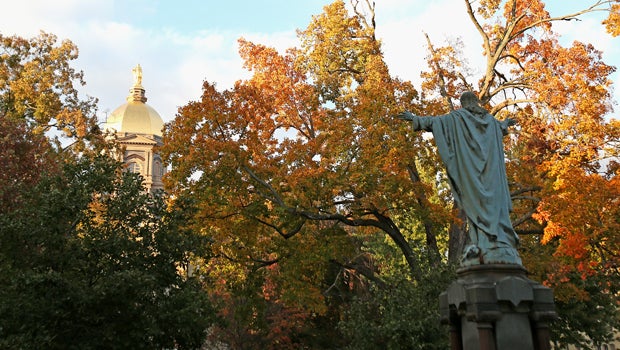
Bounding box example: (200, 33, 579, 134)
(396, 111, 435, 132)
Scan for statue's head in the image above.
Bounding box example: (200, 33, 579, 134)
(460, 91, 487, 116)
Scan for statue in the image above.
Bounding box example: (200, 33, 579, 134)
(398, 91, 522, 266)
(132, 64, 143, 87)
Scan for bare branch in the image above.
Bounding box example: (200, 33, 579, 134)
(329, 256, 387, 289)
(424, 32, 455, 111)
(250, 215, 305, 239)
(511, 186, 542, 197)
(513, 206, 539, 227)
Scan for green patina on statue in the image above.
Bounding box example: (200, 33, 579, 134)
(398, 92, 522, 266)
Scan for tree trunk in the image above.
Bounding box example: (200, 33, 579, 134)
(448, 205, 468, 264)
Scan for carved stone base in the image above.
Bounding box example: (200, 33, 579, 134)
(439, 264, 557, 350)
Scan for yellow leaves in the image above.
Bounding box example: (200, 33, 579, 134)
(477, 0, 502, 19)
(548, 273, 591, 303)
(523, 40, 614, 121)
(539, 221, 565, 245)
(603, 3, 620, 37)
(297, 0, 382, 101)
(1, 32, 97, 146)
(511, 0, 551, 32)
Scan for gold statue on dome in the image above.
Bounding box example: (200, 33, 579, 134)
(132, 64, 143, 87)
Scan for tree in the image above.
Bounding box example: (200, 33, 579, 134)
(161, 1, 453, 345)
(1, 31, 103, 214)
(418, 0, 619, 346)
(0, 154, 217, 349)
(162, 0, 448, 281)
(337, 230, 454, 350)
(0, 115, 59, 212)
(161, 0, 619, 347)
(0, 31, 217, 349)
(0, 31, 99, 144)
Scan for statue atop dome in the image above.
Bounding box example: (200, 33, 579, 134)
(128, 64, 147, 103)
(132, 64, 143, 87)
(103, 65, 163, 136)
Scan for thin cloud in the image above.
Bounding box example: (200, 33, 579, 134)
(0, 0, 617, 124)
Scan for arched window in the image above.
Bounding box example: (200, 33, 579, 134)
(127, 161, 142, 174)
(153, 160, 164, 179)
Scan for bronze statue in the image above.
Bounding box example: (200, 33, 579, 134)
(398, 92, 521, 266)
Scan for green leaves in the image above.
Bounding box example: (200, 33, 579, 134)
(0, 154, 216, 349)
(340, 266, 454, 350)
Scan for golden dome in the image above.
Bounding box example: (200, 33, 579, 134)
(104, 64, 164, 137)
(105, 101, 164, 136)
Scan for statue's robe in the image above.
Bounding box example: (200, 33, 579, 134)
(411, 109, 521, 265)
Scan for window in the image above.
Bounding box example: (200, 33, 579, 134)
(127, 161, 142, 174)
(153, 160, 164, 178)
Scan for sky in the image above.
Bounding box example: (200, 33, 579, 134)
(0, 0, 618, 125)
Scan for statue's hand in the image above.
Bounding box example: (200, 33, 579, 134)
(502, 117, 517, 127)
(397, 111, 415, 121)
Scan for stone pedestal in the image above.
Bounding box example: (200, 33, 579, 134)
(439, 264, 557, 350)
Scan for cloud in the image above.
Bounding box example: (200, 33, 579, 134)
(1, 0, 617, 126)
(377, 0, 483, 85)
(1, 0, 110, 37)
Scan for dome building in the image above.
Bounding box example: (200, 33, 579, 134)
(104, 64, 166, 192)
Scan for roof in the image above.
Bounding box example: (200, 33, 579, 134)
(103, 64, 165, 137)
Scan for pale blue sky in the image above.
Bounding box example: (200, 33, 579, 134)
(0, 0, 617, 124)
(114, 0, 331, 32)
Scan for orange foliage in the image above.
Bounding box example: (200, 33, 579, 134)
(162, 0, 620, 343)
(535, 170, 619, 276)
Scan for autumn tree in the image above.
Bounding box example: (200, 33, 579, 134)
(0, 31, 102, 213)
(161, 0, 619, 348)
(418, 0, 619, 346)
(0, 32, 99, 141)
(161, 1, 455, 347)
